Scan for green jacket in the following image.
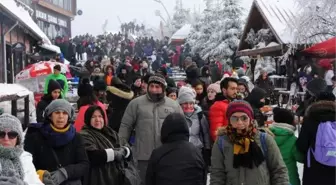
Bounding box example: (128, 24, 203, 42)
(269, 123, 304, 185)
(210, 128, 289, 185)
(43, 73, 68, 98)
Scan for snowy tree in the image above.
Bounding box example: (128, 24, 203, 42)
(170, 0, 191, 33)
(186, 2, 217, 56)
(245, 29, 258, 48)
(200, 0, 243, 60)
(292, 0, 335, 43)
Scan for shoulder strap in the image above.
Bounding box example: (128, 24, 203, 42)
(217, 136, 225, 153)
(50, 148, 62, 169)
(197, 112, 203, 122)
(260, 132, 268, 158)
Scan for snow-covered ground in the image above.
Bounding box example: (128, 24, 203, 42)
(206, 130, 303, 185)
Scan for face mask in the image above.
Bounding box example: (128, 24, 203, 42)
(148, 92, 164, 102)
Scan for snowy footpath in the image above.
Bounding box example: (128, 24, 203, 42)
(206, 130, 303, 185)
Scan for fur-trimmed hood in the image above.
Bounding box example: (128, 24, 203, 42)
(305, 100, 336, 122)
(107, 86, 134, 100)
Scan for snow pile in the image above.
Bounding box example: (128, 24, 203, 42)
(0, 83, 30, 100)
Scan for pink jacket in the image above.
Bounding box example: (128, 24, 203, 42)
(74, 101, 108, 131)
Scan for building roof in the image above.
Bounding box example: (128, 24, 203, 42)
(0, 0, 51, 43)
(255, 0, 297, 44)
(170, 24, 192, 41)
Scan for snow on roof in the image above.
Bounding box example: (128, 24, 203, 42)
(0, 0, 51, 44)
(255, 0, 298, 44)
(171, 24, 192, 40)
(40, 43, 61, 54)
(0, 83, 31, 101)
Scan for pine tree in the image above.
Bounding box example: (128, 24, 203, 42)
(171, 0, 191, 33)
(201, 0, 243, 60)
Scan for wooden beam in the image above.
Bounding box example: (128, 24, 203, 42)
(237, 45, 283, 57)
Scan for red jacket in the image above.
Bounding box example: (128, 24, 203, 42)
(209, 94, 230, 141)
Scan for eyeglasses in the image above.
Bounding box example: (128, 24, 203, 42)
(0, 131, 19, 139)
(230, 115, 249, 123)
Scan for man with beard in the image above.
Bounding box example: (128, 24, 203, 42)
(208, 77, 238, 141)
(118, 74, 183, 184)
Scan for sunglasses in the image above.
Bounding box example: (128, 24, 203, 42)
(0, 131, 19, 139)
(230, 115, 249, 123)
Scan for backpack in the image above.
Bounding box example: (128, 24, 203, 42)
(217, 132, 268, 157)
(307, 121, 336, 167)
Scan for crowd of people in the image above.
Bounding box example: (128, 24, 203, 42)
(1, 35, 336, 185)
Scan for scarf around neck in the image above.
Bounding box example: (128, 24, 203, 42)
(40, 123, 76, 147)
(0, 146, 24, 180)
(225, 123, 264, 169)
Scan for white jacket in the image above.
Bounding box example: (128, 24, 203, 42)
(20, 151, 44, 185)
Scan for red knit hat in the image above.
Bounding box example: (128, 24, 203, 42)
(226, 100, 254, 120)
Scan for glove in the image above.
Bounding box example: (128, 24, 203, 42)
(40, 171, 56, 185)
(114, 147, 127, 162)
(50, 168, 68, 185)
(0, 176, 27, 185)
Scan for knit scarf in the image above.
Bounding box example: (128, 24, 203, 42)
(0, 146, 24, 180)
(225, 124, 264, 169)
(40, 123, 76, 147)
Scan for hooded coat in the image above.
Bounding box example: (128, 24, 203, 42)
(106, 79, 134, 132)
(145, 113, 207, 185)
(80, 106, 123, 185)
(296, 101, 336, 185)
(269, 123, 304, 185)
(245, 87, 267, 127)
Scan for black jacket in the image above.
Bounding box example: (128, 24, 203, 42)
(246, 87, 267, 127)
(146, 113, 207, 185)
(296, 101, 336, 185)
(24, 127, 89, 184)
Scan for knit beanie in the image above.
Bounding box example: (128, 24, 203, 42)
(226, 100, 254, 120)
(166, 87, 178, 96)
(148, 74, 167, 88)
(0, 113, 23, 147)
(44, 99, 74, 120)
(273, 107, 294, 125)
(47, 79, 62, 94)
(178, 86, 196, 104)
(207, 83, 221, 93)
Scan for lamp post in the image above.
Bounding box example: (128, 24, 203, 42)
(153, 0, 172, 23)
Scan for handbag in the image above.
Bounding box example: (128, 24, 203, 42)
(117, 155, 141, 185)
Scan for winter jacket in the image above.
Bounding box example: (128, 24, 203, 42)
(245, 87, 267, 127)
(209, 63, 221, 83)
(24, 128, 89, 185)
(44, 73, 69, 97)
(74, 101, 108, 131)
(269, 123, 304, 185)
(200, 97, 215, 123)
(146, 113, 207, 185)
(80, 125, 123, 185)
(296, 101, 336, 185)
(255, 77, 274, 97)
(209, 94, 230, 141)
(118, 95, 183, 161)
(165, 77, 177, 88)
(20, 151, 44, 185)
(210, 129, 289, 185)
(106, 86, 134, 132)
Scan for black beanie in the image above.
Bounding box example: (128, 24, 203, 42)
(47, 79, 62, 94)
(78, 82, 93, 97)
(166, 87, 177, 96)
(93, 80, 107, 91)
(273, 107, 294, 125)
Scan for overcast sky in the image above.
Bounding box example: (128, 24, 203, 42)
(72, 0, 253, 36)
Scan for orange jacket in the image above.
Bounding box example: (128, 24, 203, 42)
(209, 96, 230, 141)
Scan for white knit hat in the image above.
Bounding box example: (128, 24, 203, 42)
(178, 86, 196, 104)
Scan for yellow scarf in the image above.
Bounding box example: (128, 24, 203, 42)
(50, 124, 70, 133)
